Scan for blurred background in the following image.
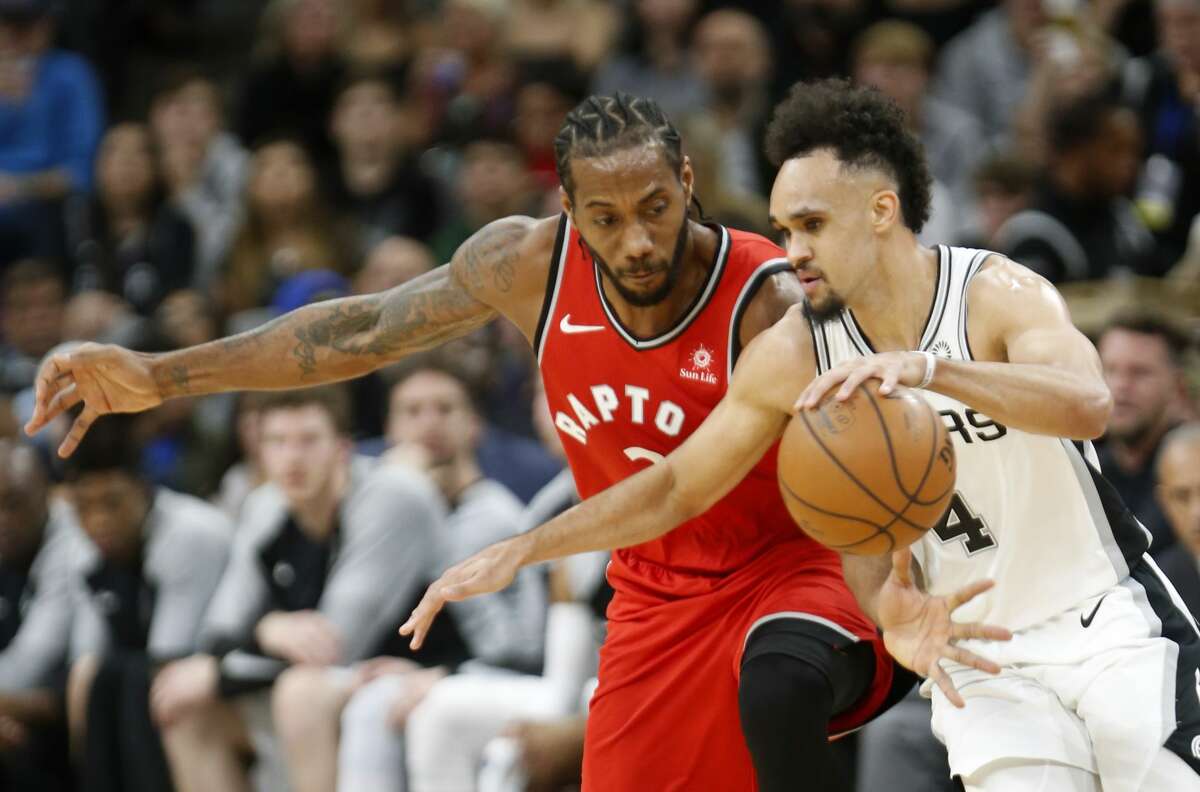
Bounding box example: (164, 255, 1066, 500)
(0, 0, 1197, 790)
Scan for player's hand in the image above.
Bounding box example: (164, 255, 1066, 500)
(150, 654, 219, 728)
(878, 548, 1012, 708)
(795, 352, 926, 411)
(255, 610, 343, 666)
(24, 342, 163, 457)
(399, 538, 527, 650)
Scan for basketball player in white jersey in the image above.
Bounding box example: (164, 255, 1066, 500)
(403, 79, 1200, 792)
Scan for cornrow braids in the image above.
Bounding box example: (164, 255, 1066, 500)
(554, 93, 685, 198)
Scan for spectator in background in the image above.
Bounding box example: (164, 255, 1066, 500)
(354, 236, 435, 295)
(411, 0, 519, 145)
(504, 0, 619, 72)
(238, 0, 346, 171)
(853, 21, 986, 223)
(690, 8, 773, 200)
(327, 71, 442, 260)
(1097, 314, 1193, 555)
(1154, 423, 1200, 616)
(0, 441, 76, 792)
(933, 0, 1045, 145)
(65, 122, 197, 316)
(592, 0, 706, 121)
(995, 91, 1162, 282)
(966, 151, 1036, 248)
(63, 415, 231, 792)
(276, 355, 543, 792)
(1122, 0, 1200, 267)
(220, 138, 352, 318)
(212, 392, 268, 524)
(430, 137, 538, 263)
(0, 259, 63, 395)
(343, 0, 410, 76)
(512, 59, 587, 201)
(0, 0, 104, 263)
(149, 66, 249, 288)
(149, 386, 442, 792)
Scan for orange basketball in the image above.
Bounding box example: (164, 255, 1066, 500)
(777, 382, 956, 555)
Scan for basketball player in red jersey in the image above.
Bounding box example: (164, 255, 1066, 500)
(29, 94, 911, 790)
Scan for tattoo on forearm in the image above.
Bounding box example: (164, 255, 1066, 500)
(458, 222, 524, 295)
(170, 365, 191, 394)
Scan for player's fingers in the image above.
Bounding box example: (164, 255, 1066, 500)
(399, 588, 448, 649)
(835, 367, 876, 401)
(929, 662, 965, 708)
(944, 645, 1002, 676)
(441, 565, 495, 600)
(41, 382, 82, 425)
(891, 548, 914, 586)
(798, 371, 843, 410)
(26, 363, 72, 435)
(878, 364, 903, 396)
(951, 622, 1013, 642)
(945, 578, 995, 612)
(57, 406, 98, 458)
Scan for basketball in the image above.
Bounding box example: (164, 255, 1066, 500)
(777, 382, 956, 555)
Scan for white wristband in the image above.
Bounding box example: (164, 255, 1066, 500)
(916, 351, 937, 389)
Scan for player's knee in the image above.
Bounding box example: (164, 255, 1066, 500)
(739, 653, 832, 740)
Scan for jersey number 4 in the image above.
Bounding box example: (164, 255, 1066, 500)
(932, 493, 997, 555)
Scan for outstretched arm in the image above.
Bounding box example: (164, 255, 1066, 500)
(26, 216, 550, 456)
(797, 256, 1112, 440)
(399, 319, 814, 647)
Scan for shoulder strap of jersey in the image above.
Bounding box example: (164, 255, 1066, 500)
(534, 214, 571, 363)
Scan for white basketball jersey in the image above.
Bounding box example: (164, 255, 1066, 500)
(811, 245, 1152, 631)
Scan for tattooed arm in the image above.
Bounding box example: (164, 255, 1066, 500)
(26, 216, 556, 456)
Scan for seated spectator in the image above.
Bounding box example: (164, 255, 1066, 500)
(1097, 313, 1194, 555)
(149, 385, 443, 792)
(212, 392, 268, 523)
(932, 0, 1044, 146)
(408, 0, 519, 144)
(964, 151, 1036, 248)
(237, 0, 347, 171)
(503, 0, 618, 72)
(0, 259, 63, 395)
(327, 71, 442, 259)
(853, 21, 986, 224)
(512, 59, 588, 199)
(0, 0, 104, 263)
(996, 91, 1162, 282)
(1122, 0, 1200, 266)
(405, 374, 604, 792)
(343, 0, 410, 76)
(0, 440, 76, 792)
(591, 0, 706, 122)
(430, 137, 539, 264)
(63, 415, 232, 792)
(65, 122, 197, 316)
(1155, 423, 1200, 616)
(354, 236, 435, 295)
(219, 137, 353, 318)
(148, 65, 249, 287)
(273, 356, 545, 792)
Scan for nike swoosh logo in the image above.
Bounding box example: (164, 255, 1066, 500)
(560, 315, 606, 335)
(1194, 668, 1200, 707)
(1080, 593, 1109, 628)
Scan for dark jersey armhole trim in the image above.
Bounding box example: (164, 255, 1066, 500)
(728, 261, 793, 375)
(533, 214, 569, 361)
(959, 250, 991, 362)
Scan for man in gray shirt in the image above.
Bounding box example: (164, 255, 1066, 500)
(149, 384, 445, 792)
(61, 415, 232, 792)
(0, 440, 76, 792)
(270, 355, 547, 792)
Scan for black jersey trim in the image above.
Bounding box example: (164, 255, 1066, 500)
(726, 258, 792, 378)
(843, 246, 947, 356)
(534, 214, 570, 364)
(957, 250, 991, 362)
(1065, 439, 1152, 573)
(592, 224, 730, 351)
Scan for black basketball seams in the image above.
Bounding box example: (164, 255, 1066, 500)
(778, 477, 896, 551)
(864, 384, 940, 506)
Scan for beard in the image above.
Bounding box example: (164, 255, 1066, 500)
(586, 211, 691, 308)
(801, 291, 846, 324)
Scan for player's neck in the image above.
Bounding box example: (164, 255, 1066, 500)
(603, 221, 717, 338)
(847, 238, 938, 352)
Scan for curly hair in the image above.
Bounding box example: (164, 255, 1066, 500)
(764, 78, 933, 233)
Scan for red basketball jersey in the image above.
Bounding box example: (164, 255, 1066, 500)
(536, 216, 843, 595)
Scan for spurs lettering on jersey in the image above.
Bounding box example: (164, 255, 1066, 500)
(554, 384, 687, 446)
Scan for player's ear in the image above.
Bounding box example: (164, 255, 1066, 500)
(681, 156, 695, 203)
(871, 189, 901, 233)
(560, 186, 575, 222)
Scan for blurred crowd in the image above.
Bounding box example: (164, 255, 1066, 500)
(0, 0, 1197, 790)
